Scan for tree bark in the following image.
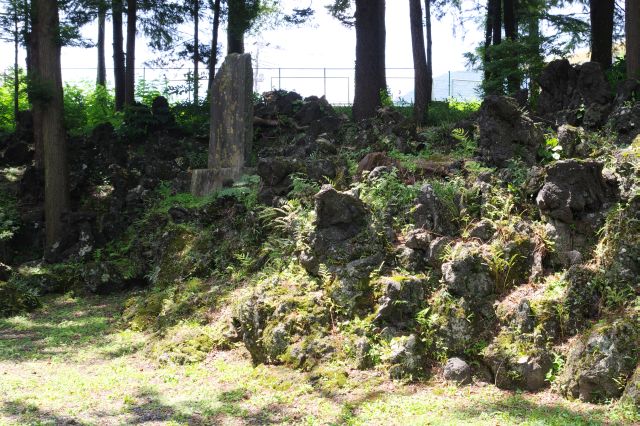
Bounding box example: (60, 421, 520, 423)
(112, 0, 125, 110)
(492, 0, 502, 46)
(353, 0, 386, 122)
(425, 0, 433, 108)
(227, 0, 245, 54)
(503, 0, 520, 94)
(626, 0, 640, 79)
(193, 0, 200, 104)
(124, 0, 137, 105)
(32, 0, 69, 249)
(589, 0, 614, 69)
(25, 2, 44, 168)
(208, 0, 221, 94)
(13, 6, 20, 128)
(409, 0, 428, 125)
(97, 1, 107, 86)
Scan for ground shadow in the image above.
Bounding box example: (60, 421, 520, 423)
(450, 392, 616, 426)
(0, 294, 142, 362)
(2, 400, 87, 425)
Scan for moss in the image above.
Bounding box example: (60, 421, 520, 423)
(556, 310, 640, 403)
(151, 323, 216, 365)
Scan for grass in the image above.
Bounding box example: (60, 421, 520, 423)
(0, 294, 630, 425)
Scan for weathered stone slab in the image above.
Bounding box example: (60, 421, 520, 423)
(191, 53, 253, 196)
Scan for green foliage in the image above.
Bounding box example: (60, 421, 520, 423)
(426, 99, 480, 126)
(357, 169, 419, 228)
(606, 56, 628, 93)
(172, 100, 209, 136)
(62, 82, 120, 136)
(538, 136, 563, 162)
(0, 68, 28, 133)
(0, 189, 19, 242)
(379, 87, 393, 108)
(0, 280, 40, 318)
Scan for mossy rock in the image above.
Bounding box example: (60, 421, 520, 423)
(234, 274, 330, 366)
(482, 329, 552, 391)
(0, 281, 40, 318)
(425, 289, 491, 358)
(556, 311, 640, 403)
(622, 364, 640, 407)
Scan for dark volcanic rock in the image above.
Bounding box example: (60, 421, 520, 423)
(537, 59, 613, 128)
(557, 314, 640, 403)
(444, 357, 472, 385)
(478, 95, 544, 167)
(413, 183, 458, 235)
(441, 244, 494, 300)
(314, 185, 366, 230)
(536, 160, 616, 223)
(374, 276, 427, 328)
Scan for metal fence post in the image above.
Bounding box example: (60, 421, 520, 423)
(323, 68, 326, 97)
(278, 68, 281, 90)
(448, 71, 451, 98)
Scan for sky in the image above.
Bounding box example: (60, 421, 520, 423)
(0, 0, 485, 103)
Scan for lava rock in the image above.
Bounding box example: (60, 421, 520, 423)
(443, 357, 472, 385)
(441, 244, 494, 300)
(557, 314, 640, 403)
(478, 95, 544, 167)
(536, 160, 617, 223)
(374, 276, 427, 328)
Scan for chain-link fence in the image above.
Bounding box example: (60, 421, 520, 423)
(58, 66, 482, 105)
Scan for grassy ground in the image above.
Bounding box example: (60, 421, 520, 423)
(0, 295, 630, 425)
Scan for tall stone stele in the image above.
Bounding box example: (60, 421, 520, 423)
(191, 53, 253, 196)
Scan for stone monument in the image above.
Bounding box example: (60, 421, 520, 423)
(191, 53, 253, 196)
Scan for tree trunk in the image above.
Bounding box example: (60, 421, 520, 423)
(124, 0, 137, 105)
(626, 0, 640, 79)
(25, 2, 44, 168)
(353, 0, 386, 122)
(193, 0, 199, 104)
(32, 0, 69, 249)
(13, 6, 20, 128)
(492, 0, 502, 46)
(484, 0, 495, 84)
(589, 0, 614, 69)
(227, 0, 245, 54)
(112, 0, 125, 110)
(425, 0, 433, 108)
(208, 0, 221, 94)
(409, 0, 428, 125)
(503, 0, 520, 93)
(97, 1, 107, 86)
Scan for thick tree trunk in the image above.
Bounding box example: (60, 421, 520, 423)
(112, 0, 125, 110)
(492, 0, 502, 46)
(626, 0, 640, 79)
(14, 8, 19, 128)
(97, 2, 107, 86)
(208, 0, 221, 94)
(503, 0, 520, 93)
(589, 0, 614, 69)
(353, 0, 386, 122)
(425, 0, 433, 108)
(124, 0, 137, 105)
(227, 0, 245, 54)
(32, 0, 70, 249)
(25, 4, 44, 168)
(193, 0, 199, 104)
(409, 0, 428, 125)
